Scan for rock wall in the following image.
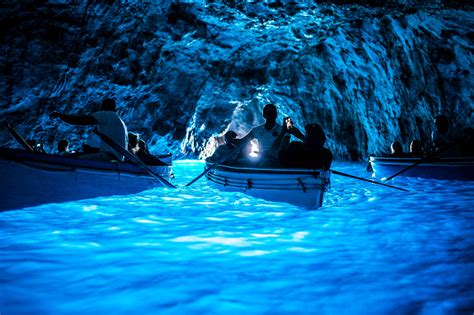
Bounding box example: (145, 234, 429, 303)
(0, 0, 472, 159)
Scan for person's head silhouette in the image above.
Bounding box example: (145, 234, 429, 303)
(58, 139, 69, 153)
(224, 131, 237, 146)
(391, 141, 403, 155)
(304, 124, 326, 148)
(262, 104, 277, 123)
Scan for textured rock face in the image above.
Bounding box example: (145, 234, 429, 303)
(0, 1, 472, 159)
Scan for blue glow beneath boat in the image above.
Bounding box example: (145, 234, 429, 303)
(1, 161, 473, 314)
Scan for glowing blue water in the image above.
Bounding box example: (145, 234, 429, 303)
(1, 161, 473, 314)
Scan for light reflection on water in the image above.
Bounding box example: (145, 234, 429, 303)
(1, 160, 473, 314)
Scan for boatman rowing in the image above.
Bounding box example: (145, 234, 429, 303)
(234, 103, 291, 166)
(49, 98, 128, 161)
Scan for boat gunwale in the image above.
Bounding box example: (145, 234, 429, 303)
(369, 156, 474, 164)
(206, 162, 328, 176)
(4, 158, 167, 180)
(207, 173, 325, 191)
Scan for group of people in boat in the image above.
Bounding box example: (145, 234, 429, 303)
(21, 98, 473, 170)
(45, 99, 332, 170)
(207, 103, 333, 170)
(22, 96, 472, 171)
(388, 114, 474, 158)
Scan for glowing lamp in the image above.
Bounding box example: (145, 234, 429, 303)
(249, 139, 260, 158)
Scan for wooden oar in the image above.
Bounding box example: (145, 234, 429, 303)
(4, 124, 34, 153)
(93, 129, 177, 189)
(331, 169, 409, 192)
(185, 161, 219, 187)
(382, 140, 462, 181)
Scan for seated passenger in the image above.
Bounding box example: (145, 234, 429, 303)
(128, 132, 140, 154)
(278, 123, 332, 170)
(27, 139, 46, 154)
(431, 114, 451, 151)
(390, 141, 407, 157)
(409, 139, 425, 158)
(461, 127, 474, 156)
(431, 114, 461, 156)
(206, 131, 240, 164)
(136, 139, 166, 165)
(57, 139, 71, 156)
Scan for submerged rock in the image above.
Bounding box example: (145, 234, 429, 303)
(0, 1, 472, 159)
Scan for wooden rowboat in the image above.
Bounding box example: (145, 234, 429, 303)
(369, 156, 474, 180)
(205, 162, 330, 208)
(0, 148, 173, 211)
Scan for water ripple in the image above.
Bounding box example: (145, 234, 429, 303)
(1, 161, 473, 314)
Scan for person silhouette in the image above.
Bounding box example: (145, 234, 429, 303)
(237, 103, 285, 162)
(57, 139, 71, 156)
(390, 141, 406, 157)
(50, 98, 128, 161)
(206, 131, 240, 164)
(277, 123, 332, 170)
(431, 114, 451, 151)
(409, 139, 425, 158)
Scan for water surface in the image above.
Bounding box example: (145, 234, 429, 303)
(1, 161, 473, 314)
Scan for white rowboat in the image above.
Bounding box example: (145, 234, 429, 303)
(205, 162, 330, 208)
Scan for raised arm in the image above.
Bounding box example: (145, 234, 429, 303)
(289, 126, 305, 141)
(273, 117, 306, 150)
(50, 111, 98, 125)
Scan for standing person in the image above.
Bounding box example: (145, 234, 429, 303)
(49, 98, 128, 161)
(237, 103, 286, 162)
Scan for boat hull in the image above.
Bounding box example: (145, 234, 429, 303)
(369, 156, 474, 180)
(206, 163, 330, 208)
(0, 148, 172, 210)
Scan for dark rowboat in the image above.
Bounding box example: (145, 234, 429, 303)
(369, 156, 474, 181)
(0, 148, 173, 211)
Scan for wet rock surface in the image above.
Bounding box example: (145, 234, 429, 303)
(0, 1, 472, 159)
